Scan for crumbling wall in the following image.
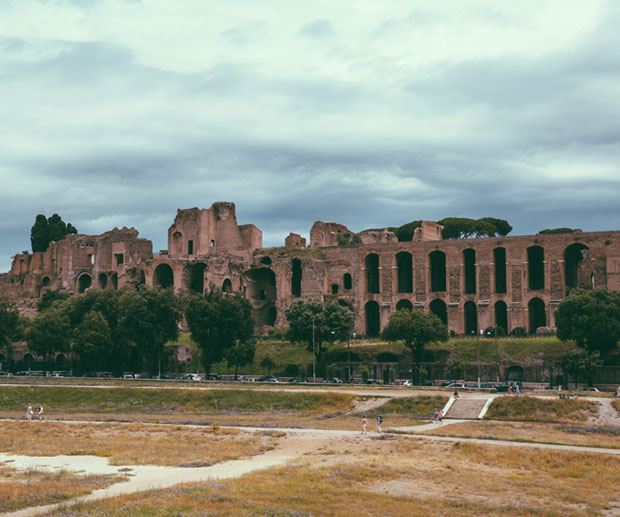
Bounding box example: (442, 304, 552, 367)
(309, 221, 352, 248)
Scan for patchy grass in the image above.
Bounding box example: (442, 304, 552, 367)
(425, 420, 620, 449)
(0, 421, 277, 466)
(0, 386, 355, 415)
(486, 396, 598, 423)
(47, 437, 620, 516)
(375, 395, 449, 418)
(613, 398, 620, 414)
(0, 464, 123, 513)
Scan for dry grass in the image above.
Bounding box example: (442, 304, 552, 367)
(0, 421, 277, 466)
(486, 395, 598, 423)
(0, 464, 123, 513)
(425, 420, 620, 449)
(48, 437, 620, 516)
(612, 398, 620, 414)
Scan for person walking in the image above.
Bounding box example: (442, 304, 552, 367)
(361, 415, 368, 434)
(377, 415, 383, 433)
(433, 408, 439, 424)
(37, 405, 44, 421)
(438, 409, 443, 425)
(26, 404, 33, 421)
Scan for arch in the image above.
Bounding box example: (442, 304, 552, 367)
(41, 276, 51, 287)
(494, 247, 507, 294)
(77, 273, 92, 293)
(188, 263, 206, 293)
(291, 259, 302, 297)
(244, 268, 277, 326)
(55, 353, 67, 368)
(98, 273, 108, 289)
(221, 278, 232, 293)
(429, 298, 448, 325)
(365, 254, 380, 294)
(506, 365, 525, 382)
(260, 256, 272, 265)
(396, 299, 413, 311)
(464, 301, 478, 335)
(365, 301, 380, 337)
(564, 243, 589, 290)
(343, 273, 352, 290)
(527, 246, 544, 290)
(429, 251, 446, 292)
(494, 300, 508, 334)
(136, 269, 146, 287)
(395, 252, 413, 293)
(528, 297, 546, 334)
(154, 263, 174, 289)
(463, 248, 476, 294)
(375, 352, 399, 363)
(110, 272, 118, 290)
(331, 283, 339, 294)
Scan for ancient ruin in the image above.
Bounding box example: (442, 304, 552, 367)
(2, 201, 620, 337)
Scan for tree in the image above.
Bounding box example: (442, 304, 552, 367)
(561, 349, 602, 388)
(0, 298, 20, 370)
(479, 217, 512, 237)
(185, 288, 254, 377)
(72, 310, 113, 373)
(555, 289, 620, 359)
(120, 286, 182, 376)
(37, 290, 71, 313)
(27, 306, 70, 373)
(538, 228, 576, 235)
(381, 309, 448, 384)
(30, 213, 77, 252)
(226, 340, 255, 380)
(285, 298, 355, 369)
(260, 355, 276, 375)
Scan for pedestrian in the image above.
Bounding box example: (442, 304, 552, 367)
(508, 384, 513, 395)
(438, 409, 443, 425)
(361, 415, 368, 434)
(453, 391, 459, 400)
(515, 384, 520, 396)
(37, 405, 44, 421)
(616, 385, 620, 398)
(26, 404, 33, 421)
(377, 415, 383, 433)
(433, 408, 439, 424)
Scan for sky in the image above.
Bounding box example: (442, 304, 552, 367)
(1, 0, 620, 271)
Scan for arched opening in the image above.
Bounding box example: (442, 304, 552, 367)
(494, 300, 508, 334)
(365, 254, 380, 294)
(396, 299, 413, 311)
(429, 251, 446, 292)
(494, 247, 507, 294)
(110, 272, 118, 290)
(528, 297, 546, 334)
(291, 259, 302, 297)
(365, 301, 380, 336)
(343, 273, 352, 290)
(527, 246, 544, 290)
(331, 283, 339, 294)
(260, 256, 272, 265)
(222, 278, 233, 293)
(154, 263, 174, 289)
(396, 252, 413, 293)
(244, 268, 277, 326)
(564, 243, 590, 290)
(55, 353, 67, 369)
(41, 276, 50, 287)
(464, 301, 478, 335)
(189, 263, 207, 293)
(98, 273, 108, 289)
(22, 353, 34, 371)
(463, 249, 476, 294)
(78, 273, 92, 293)
(506, 365, 525, 382)
(429, 298, 448, 325)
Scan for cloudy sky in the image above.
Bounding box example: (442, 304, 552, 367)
(1, 0, 620, 271)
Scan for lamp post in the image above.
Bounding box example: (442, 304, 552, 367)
(312, 321, 316, 383)
(473, 330, 481, 388)
(494, 325, 500, 383)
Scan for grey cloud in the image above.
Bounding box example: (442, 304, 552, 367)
(298, 19, 335, 39)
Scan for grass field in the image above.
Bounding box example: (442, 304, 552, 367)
(485, 395, 598, 423)
(46, 438, 620, 516)
(0, 464, 123, 513)
(426, 420, 620, 449)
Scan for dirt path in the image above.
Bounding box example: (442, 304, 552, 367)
(591, 398, 620, 426)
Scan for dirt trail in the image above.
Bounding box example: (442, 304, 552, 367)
(591, 398, 620, 426)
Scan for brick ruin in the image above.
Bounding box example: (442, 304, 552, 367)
(2, 201, 620, 337)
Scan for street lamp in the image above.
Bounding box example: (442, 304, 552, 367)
(486, 325, 501, 383)
(331, 327, 352, 383)
(472, 329, 481, 388)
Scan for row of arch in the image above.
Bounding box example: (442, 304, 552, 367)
(364, 243, 590, 295)
(364, 297, 547, 337)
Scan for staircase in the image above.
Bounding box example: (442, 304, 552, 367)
(445, 398, 490, 419)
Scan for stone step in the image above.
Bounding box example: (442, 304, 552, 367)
(445, 398, 489, 419)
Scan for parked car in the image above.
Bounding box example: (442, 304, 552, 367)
(495, 381, 520, 392)
(466, 382, 495, 389)
(288, 377, 306, 383)
(580, 387, 600, 392)
(440, 380, 459, 387)
(257, 376, 279, 383)
(444, 382, 466, 389)
(0, 371, 13, 377)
